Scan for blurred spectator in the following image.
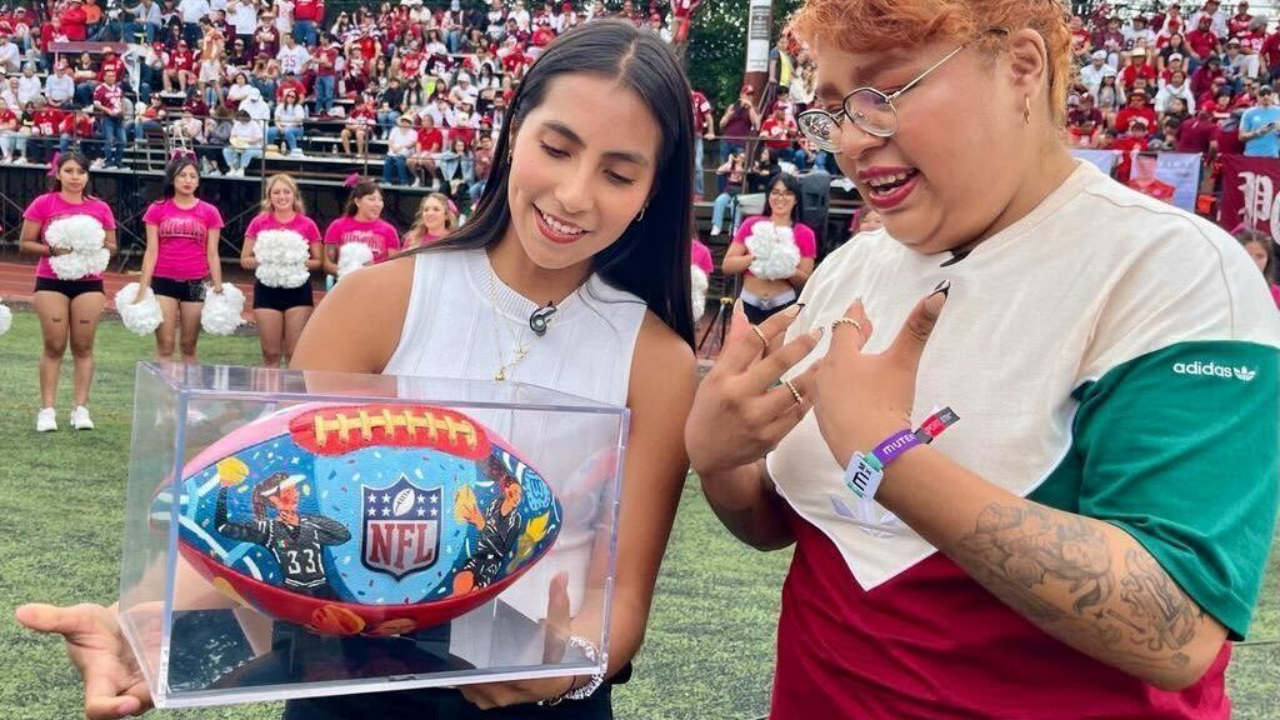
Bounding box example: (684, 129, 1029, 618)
(1240, 84, 1280, 157)
(92, 67, 126, 169)
(719, 85, 760, 162)
(268, 89, 307, 155)
(383, 115, 417, 186)
(224, 109, 263, 176)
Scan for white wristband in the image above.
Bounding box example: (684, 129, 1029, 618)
(561, 635, 606, 701)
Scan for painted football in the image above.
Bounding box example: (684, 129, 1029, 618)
(159, 403, 562, 636)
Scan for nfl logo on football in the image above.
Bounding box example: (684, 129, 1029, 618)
(361, 476, 442, 580)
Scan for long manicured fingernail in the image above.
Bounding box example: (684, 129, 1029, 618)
(786, 304, 802, 316)
(931, 280, 952, 298)
(809, 327, 824, 340)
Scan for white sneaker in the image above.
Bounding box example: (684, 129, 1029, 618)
(91, 158, 106, 169)
(70, 406, 95, 430)
(710, 225, 722, 236)
(36, 407, 57, 432)
(289, 148, 304, 156)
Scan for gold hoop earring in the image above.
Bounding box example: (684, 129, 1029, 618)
(1024, 97, 1032, 126)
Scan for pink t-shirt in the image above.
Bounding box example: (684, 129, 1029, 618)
(732, 216, 818, 278)
(143, 198, 225, 281)
(246, 212, 322, 244)
(25, 192, 117, 281)
(691, 238, 714, 275)
(323, 216, 402, 264)
(1271, 284, 1280, 311)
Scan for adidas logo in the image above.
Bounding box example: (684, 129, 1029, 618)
(1172, 361, 1257, 382)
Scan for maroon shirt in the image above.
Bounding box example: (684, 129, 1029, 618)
(1214, 119, 1246, 155)
(1176, 115, 1218, 153)
(771, 515, 1233, 719)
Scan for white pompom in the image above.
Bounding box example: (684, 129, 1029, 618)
(49, 247, 110, 280)
(114, 283, 164, 335)
(201, 283, 246, 336)
(690, 265, 709, 324)
(253, 230, 312, 288)
(745, 222, 801, 281)
(45, 215, 109, 280)
(255, 263, 312, 289)
(336, 242, 375, 278)
(0, 297, 12, 337)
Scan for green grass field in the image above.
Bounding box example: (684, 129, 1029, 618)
(0, 310, 1276, 719)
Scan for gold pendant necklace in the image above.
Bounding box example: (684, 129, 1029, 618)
(488, 268, 555, 382)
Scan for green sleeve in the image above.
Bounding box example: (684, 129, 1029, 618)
(1071, 340, 1279, 640)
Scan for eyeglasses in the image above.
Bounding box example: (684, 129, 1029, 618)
(798, 44, 967, 152)
(769, 189, 795, 198)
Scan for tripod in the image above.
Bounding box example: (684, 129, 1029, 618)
(697, 287, 736, 359)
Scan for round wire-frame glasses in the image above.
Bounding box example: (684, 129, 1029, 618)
(797, 44, 968, 152)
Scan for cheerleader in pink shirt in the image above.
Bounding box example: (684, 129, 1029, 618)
(17, 151, 117, 433)
(321, 178, 402, 278)
(239, 174, 324, 367)
(136, 156, 226, 364)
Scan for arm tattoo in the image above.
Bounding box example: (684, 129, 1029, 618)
(956, 503, 1203, 674)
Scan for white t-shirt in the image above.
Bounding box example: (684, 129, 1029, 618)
(0, 42, 21, 71)
(17, 75, 41, 106)
(276, 44, 311, 75)
(274, 103, 306, 128)
(768, 160, 1280, 590)
(230, 2, 258, 35)
(45, 74, 74, 105)
(387, 126, 417, 155)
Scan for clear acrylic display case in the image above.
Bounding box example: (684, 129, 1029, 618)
(119, 362, 628, 708)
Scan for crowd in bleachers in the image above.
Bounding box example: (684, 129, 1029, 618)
(1062, 1, 1280, 185)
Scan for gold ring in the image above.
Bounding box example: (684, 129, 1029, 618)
(784, 379, 804, 405)
(831, 318, 864, 335)
(751, 325, 770, 349)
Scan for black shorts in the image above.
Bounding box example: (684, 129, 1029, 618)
(151, 276, 207, 303)
(34, 276, 105, 300)
(252, 279, 314, 312)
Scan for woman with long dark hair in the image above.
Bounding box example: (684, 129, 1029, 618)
(17, 151, 117, 432)
(135, 155, 226, 364)
(321, 179, 402, 277)
(20, 19, 698, 720)
(1239, 230, 1280, 310)
(721, 172, 817, 324)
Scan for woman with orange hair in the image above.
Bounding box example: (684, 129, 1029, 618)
(687, 1, 1280, 717)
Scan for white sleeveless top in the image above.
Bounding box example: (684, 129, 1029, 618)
(383, 248, 647, 666)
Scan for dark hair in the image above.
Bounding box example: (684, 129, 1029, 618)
(1239, 230, 1276, 282)
(251, 472, 293, 520)
(762, 172, 803, 225)
(419, 20, 695, 346)
(344, 179, 382, 217)
(161, 155, 200, 199)
(49, 150, 91, 194)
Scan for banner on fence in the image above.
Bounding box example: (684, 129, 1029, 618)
(1152, 152, 1202, 213)
(1070, 150, 1201, 212)
(1219, 154, 1280, 240)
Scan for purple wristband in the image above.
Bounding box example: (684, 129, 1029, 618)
(871, 429, 922, 468)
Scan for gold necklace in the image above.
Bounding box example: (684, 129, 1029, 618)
(487, 267, 567, 382)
